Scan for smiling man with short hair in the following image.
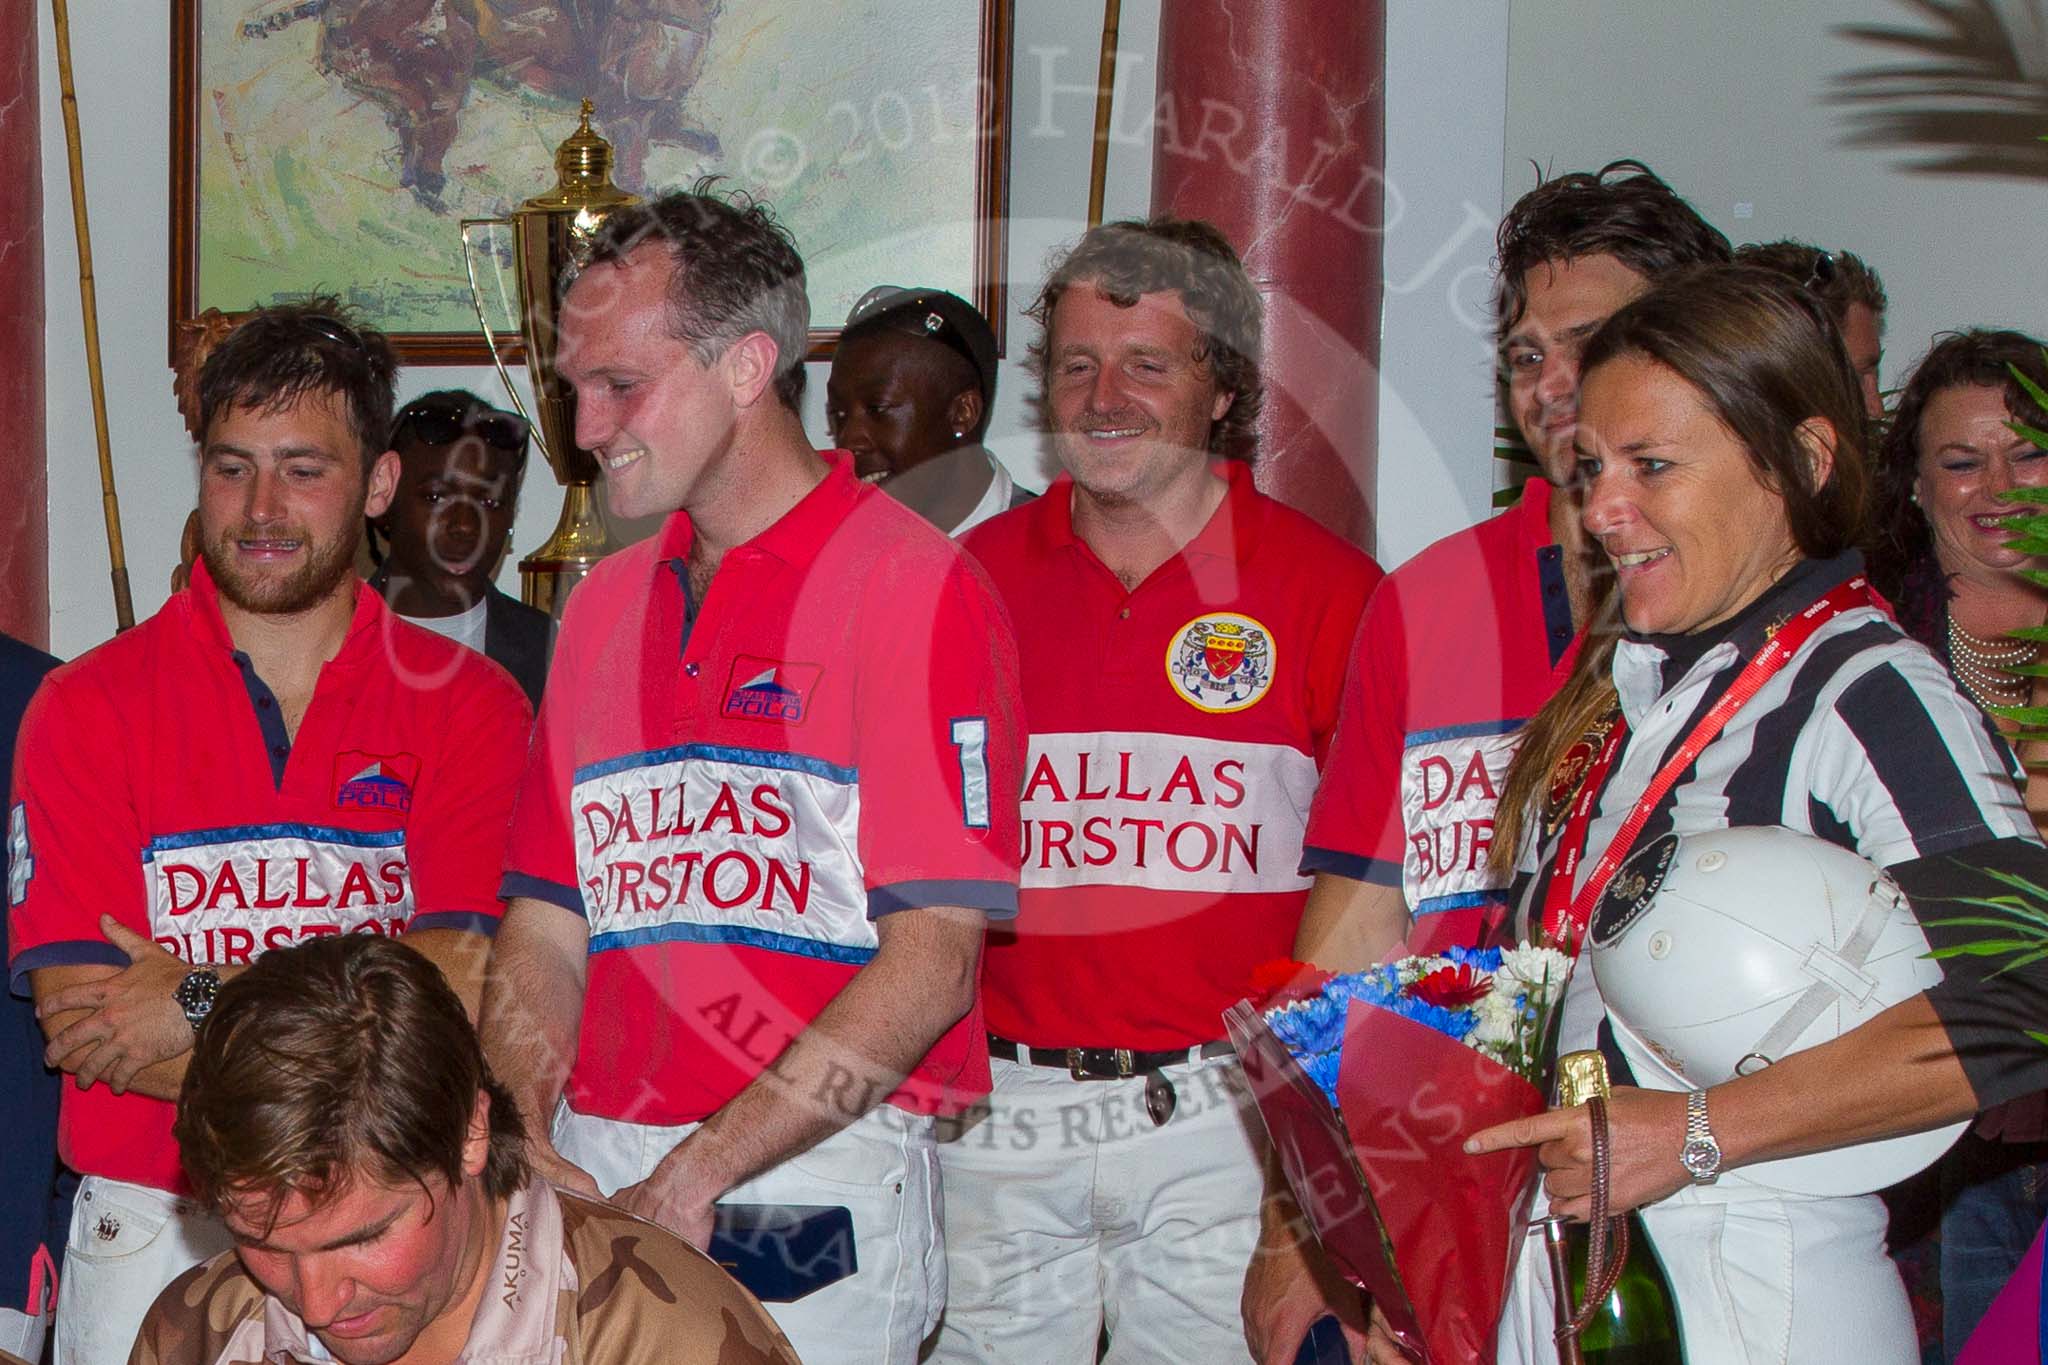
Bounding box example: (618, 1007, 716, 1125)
(932, 217, 1382, 1364)
(480, 186, 1024, 1363)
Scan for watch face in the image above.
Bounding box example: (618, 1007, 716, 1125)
(1681, 1138, 1721, 1179)
(177, 971, 219, 1023)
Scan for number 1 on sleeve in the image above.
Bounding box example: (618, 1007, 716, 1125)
(950, 718, 990, 829)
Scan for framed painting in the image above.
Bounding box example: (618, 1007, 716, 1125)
(171, 0, 1013, 364)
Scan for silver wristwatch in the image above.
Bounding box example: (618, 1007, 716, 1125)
(174, 968, 221, 1032)
(1680, 1088, 1723, 1184)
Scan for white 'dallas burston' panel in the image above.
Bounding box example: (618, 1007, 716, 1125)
(571, 744, 873, 964)
(145, 823, 413, 964)
(1020, 730, 1317, 894)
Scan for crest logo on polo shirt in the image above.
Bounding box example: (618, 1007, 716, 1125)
(1165, 613, 1274, 714)
(334, 751, 419, 814)
(722, 657, 822, 725)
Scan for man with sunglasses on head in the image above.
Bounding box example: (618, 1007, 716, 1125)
(6, 301, 531, 1365)
(1733, 241, 1888, 420)
(371, 389, 553, 708)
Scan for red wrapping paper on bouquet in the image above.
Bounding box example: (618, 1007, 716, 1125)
(1226, 998, 1547, 1365)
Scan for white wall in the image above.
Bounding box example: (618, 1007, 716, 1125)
(1376, 0, 1512, 567)
(38, 0, 1510, 655)
(1505, 0, 2048, 396)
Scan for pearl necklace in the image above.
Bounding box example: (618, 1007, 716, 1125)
(1947, 612, 2036, 710)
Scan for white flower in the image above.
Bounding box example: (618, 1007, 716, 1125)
(1469, 990, 1521, 1049)
(1392, 954, 1438, 987)
(1497, 943, 1573, 1005)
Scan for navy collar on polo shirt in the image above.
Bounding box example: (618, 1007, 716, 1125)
(184, 557, 388, 786)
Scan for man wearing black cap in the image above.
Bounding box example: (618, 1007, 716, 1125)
(369, 389, 552, 709)
(825, 286, 1030, 536)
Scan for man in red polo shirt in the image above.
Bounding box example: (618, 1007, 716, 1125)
(7, 302, 530, 1365)
(931, 219, 1381, 1363)
(480, 189, 1023, 1365)
(1242, 162, 1731, 1364)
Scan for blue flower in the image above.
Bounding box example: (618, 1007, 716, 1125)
(1324, 967, 1404, 1010)
(1264, 964, 1499, 1101)
(1444, 944, 1504, 974)
(1266, 994, 1345, 1056)
(1301, 1048, 1343, 1107)
(1365, 988, 1478, 1041)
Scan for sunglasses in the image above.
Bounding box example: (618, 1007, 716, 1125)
(300, 312, 371, 354)
(846, 285, 984, 376)
(1802, 250, 1838, 295)
(392, 398, 530, 454)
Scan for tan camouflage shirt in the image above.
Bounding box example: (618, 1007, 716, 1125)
(128, 1182, 800, 1364)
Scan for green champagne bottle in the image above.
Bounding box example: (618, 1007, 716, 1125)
(1553, 1050, 1686, 1365)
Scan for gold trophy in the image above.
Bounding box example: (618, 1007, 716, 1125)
(462, 100, 641, 617)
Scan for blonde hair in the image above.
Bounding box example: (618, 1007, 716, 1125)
(1491, 592, 1620, 875)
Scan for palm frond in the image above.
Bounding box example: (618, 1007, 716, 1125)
(1831, 0, 2048, 177)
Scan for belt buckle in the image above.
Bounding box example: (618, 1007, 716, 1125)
(1065, 1047, 1134, 1081)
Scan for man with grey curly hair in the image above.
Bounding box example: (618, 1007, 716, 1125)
(933, 218, 1383, 1362)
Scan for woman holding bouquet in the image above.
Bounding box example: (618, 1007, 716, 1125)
(1430, 267, 2048, 1365)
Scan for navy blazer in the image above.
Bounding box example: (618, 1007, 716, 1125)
(0, 632, 62, 1315)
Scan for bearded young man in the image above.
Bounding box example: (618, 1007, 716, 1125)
(7, 301, 531, 1365)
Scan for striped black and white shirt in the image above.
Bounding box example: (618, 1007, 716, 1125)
(1512, 552, 2048, 1108)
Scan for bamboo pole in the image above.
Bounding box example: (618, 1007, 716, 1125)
(1087, 0, 1122, 229)
(52, 0, 134, 631)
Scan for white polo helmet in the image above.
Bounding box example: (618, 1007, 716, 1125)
(1587, 824, 1967, 1196)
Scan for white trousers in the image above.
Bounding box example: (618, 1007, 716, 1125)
(53, 1177, 230, 1365)
(1496, 1177, 1915, 1365)
(554, 1101, 944, 1365)
(928, 1054, 1264, 1365)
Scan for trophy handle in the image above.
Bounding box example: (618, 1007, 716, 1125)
(459, 217, 552, 468)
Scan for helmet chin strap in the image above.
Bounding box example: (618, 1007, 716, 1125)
(1734, 872, 1900, 1077)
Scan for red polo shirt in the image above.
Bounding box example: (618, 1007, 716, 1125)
(502, 453, 1023, 1123)
(1301, 477, 1579, 951)
(8, 562, 530, 1193)
(963, 464, 1380, 1049)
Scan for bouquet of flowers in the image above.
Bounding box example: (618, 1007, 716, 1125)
(1226, 944, 1571, 1365)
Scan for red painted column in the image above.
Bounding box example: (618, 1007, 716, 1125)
(1152, 1, 1385, 552)
(0, 4, 45, 648)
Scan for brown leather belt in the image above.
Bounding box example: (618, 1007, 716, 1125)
(987, 1034, 1235, 1081)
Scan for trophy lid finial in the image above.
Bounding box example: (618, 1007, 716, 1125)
(525, 99, 641, 214)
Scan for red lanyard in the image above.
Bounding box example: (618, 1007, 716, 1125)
(1541, 577, 1876, 946)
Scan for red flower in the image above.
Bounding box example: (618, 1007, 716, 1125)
(1409, 963, 1492, 1010)
(1248, 958, 1334, 1008)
